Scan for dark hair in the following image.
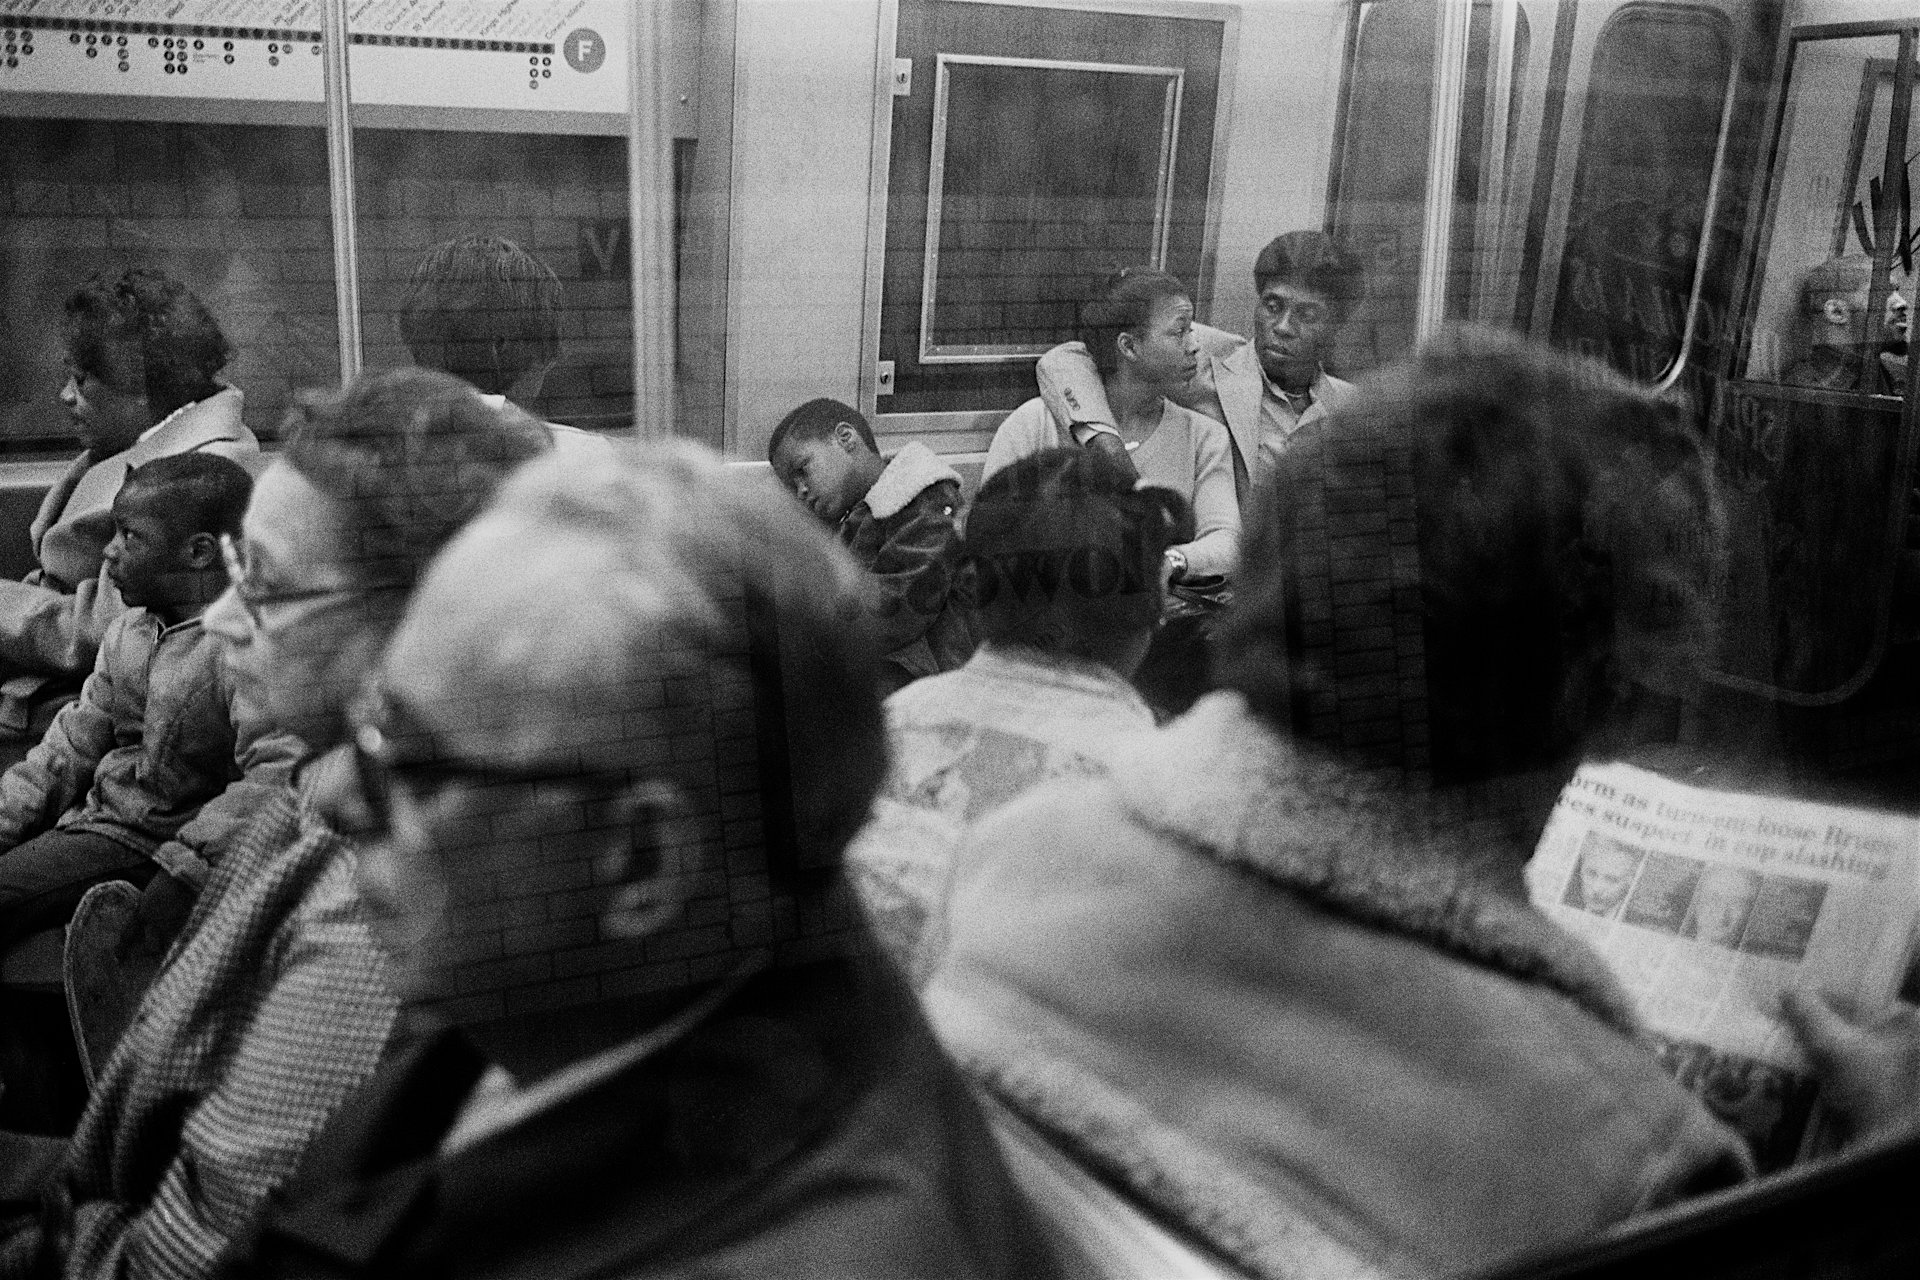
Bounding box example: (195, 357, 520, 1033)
(1079, 267, 1190, 377)
(1218, 326, 1723, 782)
(119, 452, 253, 542)
(281, 367, 553, 592)
(398, 236, 562, 396)
(1252, 232, 1366, 323)
(63, 268, 232, 419)
(766, 397, 877, 460)
(964, 448, 1192, 652)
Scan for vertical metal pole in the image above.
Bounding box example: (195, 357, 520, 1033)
(321, 0, 362, 385)
(1469, 0, 1518, 326)
(1415, 0, 1475, 342)
(630, 1, 678, 437)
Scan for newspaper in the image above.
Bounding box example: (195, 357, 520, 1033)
(1526, 761, 1920, 1169)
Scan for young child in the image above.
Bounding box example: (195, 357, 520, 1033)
(0, 453, 295, 949)
(769, 398, 974, 689)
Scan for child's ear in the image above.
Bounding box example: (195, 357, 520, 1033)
(181, 531, 222, 571)
(833, 422, 862, 453)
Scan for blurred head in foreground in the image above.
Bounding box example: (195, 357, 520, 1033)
(1219, 326, 1724, 799)
(204, 367, 552, 752)
(349, 443, 884, 1061)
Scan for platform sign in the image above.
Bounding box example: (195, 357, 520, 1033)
(0, 0, 629, 116)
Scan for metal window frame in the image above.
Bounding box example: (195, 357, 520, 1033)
(314, 0, 667, 430)
(916, 51, 1184, 365)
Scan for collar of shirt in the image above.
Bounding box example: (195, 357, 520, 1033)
(1257, 366, 1331, 455)
(135, 399, 195, 445)
(438, 957, 762, 1155)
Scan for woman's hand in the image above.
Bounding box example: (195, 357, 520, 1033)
(1782, 988, 1920, 1146)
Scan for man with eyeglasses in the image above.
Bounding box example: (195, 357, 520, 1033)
(225, 444, 1060, 1280)
(1036, 231, 1366, 503)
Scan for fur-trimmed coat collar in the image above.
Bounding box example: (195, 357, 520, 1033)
(862, 441, 961, 520)
(924, 692, 1751, 1280)
(1108, 693, 1643, 1037)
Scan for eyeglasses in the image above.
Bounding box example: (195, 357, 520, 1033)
(220, 533, 364, 627)
(350, 687, 635, 838)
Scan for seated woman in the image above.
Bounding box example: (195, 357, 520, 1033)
(0, 269, 257, 769)
(984, 269, 1239, 713)
(0, 369, 547, 1276)
(922, 328, 1919, 1280)
(847, 447, 1192, 983)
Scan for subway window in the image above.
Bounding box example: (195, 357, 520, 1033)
(1547, 4, 1733, 384)
(0, 5, 1917, 1280)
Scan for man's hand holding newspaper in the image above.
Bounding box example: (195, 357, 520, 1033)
(1527, 762, 1920, 1169)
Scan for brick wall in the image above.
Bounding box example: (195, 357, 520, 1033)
(0, 117, 635, 447)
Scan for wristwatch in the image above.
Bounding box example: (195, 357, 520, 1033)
(1164, 548, 1188, 582)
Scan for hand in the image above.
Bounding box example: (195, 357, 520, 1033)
(1781, 988, 1920, 1146)
(1081, 429, 1140, 480)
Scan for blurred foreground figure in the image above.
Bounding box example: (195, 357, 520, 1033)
(926, 329, 1788, 1279)
(227, 444, 1060, 1280)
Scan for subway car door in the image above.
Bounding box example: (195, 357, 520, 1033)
(875, 0, 1227, 445)
(1712, 18, 1919, 708)
(1522, 0, 1755, 384)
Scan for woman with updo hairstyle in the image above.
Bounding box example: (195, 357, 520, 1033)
(983, 267, 1237, 590)
(0, 268, 256, 768)
(982, 267, 1239, 712)
(846, 446, 1191, 982)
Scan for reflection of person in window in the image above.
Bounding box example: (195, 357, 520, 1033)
(1683, 866, 1761, 948)
(1569, 842, 1638, 918)
(1782, 254, 1902, 394)
(1880, 270, 1910, 394)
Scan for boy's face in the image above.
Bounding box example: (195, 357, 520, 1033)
(772, 427, 866, 523)
(104, 488, 193, 609)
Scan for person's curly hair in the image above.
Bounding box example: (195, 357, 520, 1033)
(63, 267, 232, 419)
(1218, 326, 1725, 780)
(281, 367, 553, 594)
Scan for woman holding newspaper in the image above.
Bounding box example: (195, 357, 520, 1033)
(919, 328, 1920, 1280)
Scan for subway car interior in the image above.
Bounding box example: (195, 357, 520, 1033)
(0, 1, 1919, 1277)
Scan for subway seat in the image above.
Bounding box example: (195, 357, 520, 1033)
(0, 926, 65, 991)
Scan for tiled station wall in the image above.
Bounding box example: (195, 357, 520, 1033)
(0, 118, 637, 445)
